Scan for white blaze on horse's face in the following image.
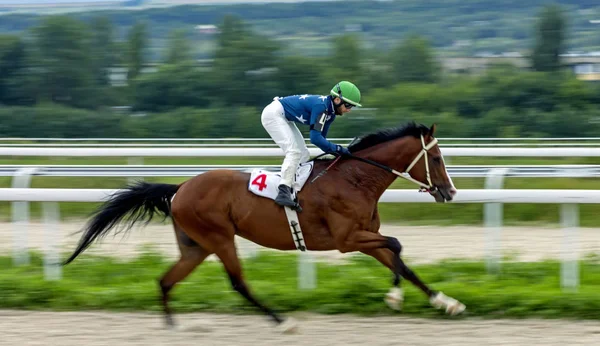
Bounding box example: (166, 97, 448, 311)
(427, 144, 457, 202)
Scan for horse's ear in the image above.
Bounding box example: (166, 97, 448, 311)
(428, 123, 437, 137)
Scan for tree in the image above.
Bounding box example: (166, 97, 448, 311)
(127, 21, 147, 81)
(164, 29, 192, 64)
(31, 16, 95, 108)
(531, 4, 566, 72)
(276, 56, 327, 95)
(389, 35, 440, 83)
(90, 16, 116, 86)
(330, 34, 363, 81)
(133, 62, 211, 112)
(211, 15, 280, 106)
(0, 35, 29, 105)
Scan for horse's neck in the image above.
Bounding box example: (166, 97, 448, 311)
(345, 139, 419, 201)
(341, 144, 398, 201)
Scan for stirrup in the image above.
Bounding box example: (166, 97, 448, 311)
(289, 202, 302, 212)
(275, 185, 302, 212)
(275, 197, 303, 212)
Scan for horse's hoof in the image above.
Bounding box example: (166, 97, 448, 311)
(430, 292, 466, 316)
(384, 287, 404, 311)
(276, 317, 299, 334)
(164, 315, 176, 329)
(447, 301, 466, 315)
(176, 321, 213, 333)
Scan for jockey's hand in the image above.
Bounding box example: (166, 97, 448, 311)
(336, 145, 351, 156)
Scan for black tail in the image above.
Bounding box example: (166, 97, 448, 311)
(63, 181, 180, 265)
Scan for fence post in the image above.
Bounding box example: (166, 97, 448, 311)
(298, 251, 316, 290)
(560, 203, 579, 291)
(127, 157, 144, 184)
(42, 202, 62, 280)
(11, 167, 40, 266)
(484, 167, 509, 274)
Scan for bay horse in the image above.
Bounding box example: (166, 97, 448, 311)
(63, 122, 465, 332)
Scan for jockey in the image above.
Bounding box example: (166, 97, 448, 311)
(261, 80, 362, 208)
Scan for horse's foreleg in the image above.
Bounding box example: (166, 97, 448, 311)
(361, 248, 404, 311)
(341, 232, 404, 310)
(360, 235, 465, 315)
(397, 255, 466, 315)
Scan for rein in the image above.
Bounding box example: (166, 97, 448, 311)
(311, 135, 439, 192)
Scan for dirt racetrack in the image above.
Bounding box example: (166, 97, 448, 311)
(1, 310, 600, 346)
(2, 221, 600, 345)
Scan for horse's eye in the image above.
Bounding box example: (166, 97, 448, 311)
(432, 157, 442, 164)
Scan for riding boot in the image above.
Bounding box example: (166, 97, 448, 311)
(275, 184, 297, 208)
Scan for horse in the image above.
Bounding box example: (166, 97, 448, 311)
(62, 122, 465, 332)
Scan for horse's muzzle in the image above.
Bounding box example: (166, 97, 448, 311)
(430, 186, 456, 203)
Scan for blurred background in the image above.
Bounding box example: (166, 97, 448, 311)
(1, 1, 600, 345)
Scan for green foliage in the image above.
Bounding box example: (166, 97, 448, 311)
(90, 16, 117, 87)
(0, 34, 29, 105)
(390, 35, 440, 83)
(275, 55, 329, 95)
(531, 4, 567, 72)
(132, 63, 211, 112)
(2, 252, 600, 319)
(330, 34, 364, 82)
(163, 29, 193, 65)
(4, 0, 596, 56)
(0, 104, 122, 138)
(126, 21, 147, 81)
(31, 16, 96, 109)
(210, 15, 281, 107)
(0, 4, 599, 157)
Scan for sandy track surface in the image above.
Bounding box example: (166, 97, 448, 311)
(0, 220, 599, 263)
(1, 310, 599, 346)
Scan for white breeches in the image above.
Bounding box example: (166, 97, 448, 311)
(261, 99, 310, 187)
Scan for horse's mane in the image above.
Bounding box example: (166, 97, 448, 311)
(312, 122, 431, 163)
(347, 121, 430, 153)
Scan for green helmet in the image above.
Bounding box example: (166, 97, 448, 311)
(330, 81, 362, 107)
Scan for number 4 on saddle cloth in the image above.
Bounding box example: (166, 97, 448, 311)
(247, 161, 314, 251)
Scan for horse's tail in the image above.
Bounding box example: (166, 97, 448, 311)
(63, 181, 180, 265)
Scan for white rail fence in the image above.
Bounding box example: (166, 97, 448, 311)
(0, 146, 600, 157)
(3, 137, 600, 148)
(2, 188, 590, 292)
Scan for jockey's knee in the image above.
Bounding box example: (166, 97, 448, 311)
(285, 149, 303, 163)
(299, 149, 310, 163)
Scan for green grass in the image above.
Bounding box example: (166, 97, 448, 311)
(0, 156, 599, 226)
(2, 251, 600, 320)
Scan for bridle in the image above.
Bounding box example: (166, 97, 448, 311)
(400, 134, 439, 192)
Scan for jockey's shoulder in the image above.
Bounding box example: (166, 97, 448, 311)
(281, 94, 329, 102)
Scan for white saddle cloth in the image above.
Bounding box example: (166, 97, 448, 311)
(248, 161, 314, 200)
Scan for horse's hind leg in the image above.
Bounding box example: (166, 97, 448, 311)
(159, 222, 212, 328)
(214, 239, 292, 329)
